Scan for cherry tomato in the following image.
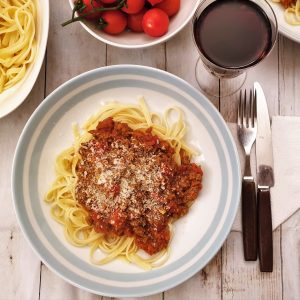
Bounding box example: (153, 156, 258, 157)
(127, 8, 147, 32)
(100, 2, 117, 9)
(142, 8, 169, 37)
(101, 10, 127, 35)
(147, 0, 163, 5)
(77, 0, 102, 20)
(101, 0, 116, 3)
(122, 0, 145, 14)
(155, 0, 180, 17)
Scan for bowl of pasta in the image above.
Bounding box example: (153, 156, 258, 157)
(268, 0, 300, 42)
(12, 65, 241, 297)
(0, 0, 49, 118)
(64, 0, 202, 48)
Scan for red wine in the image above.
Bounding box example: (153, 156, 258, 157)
(194, 0, 272, 69)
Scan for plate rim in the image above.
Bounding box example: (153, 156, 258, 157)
(12, 64, 241, 297)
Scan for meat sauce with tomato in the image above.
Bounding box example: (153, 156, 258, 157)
(280, 0, 295, 8)
(75, 118, 203, 255)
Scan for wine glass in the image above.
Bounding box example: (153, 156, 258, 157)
(192, 0, 278, 97)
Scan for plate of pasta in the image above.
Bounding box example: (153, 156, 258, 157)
(269, 0, 300, 42)
(0, 0, 49, 118)
(12, 65, 240, 297)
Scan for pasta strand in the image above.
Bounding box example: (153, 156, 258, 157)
(0, 0, 36, 93)
(45, 98, 198, 270)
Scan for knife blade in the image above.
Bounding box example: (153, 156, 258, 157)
(254, 82, 274, 272)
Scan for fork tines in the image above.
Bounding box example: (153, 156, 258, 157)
(238, 89, 257, 129)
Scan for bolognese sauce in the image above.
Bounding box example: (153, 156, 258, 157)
(75, 117, 203, 255)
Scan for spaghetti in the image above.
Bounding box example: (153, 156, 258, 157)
(45, 98, 202, 269)
(272, 0, 300, 25)
(0, 0, 37, 93)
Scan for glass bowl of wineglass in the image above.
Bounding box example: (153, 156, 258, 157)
(192, 0, 278, 97)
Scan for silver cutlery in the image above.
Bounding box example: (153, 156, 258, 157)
(254, 82, 274, 272)
(237, 89, 258, 261)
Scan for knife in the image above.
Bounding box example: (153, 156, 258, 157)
(254, 82, 274, 272)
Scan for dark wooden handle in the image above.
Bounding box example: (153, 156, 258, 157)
(257, 187, 273, 272)
(242, 179, 257, 261)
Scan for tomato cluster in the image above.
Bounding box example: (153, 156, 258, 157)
(76, 0, 180, 37)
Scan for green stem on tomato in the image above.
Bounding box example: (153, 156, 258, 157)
(71, 0, 86, 19)
(61, 0, 127, 27)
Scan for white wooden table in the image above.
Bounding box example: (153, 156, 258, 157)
(1, 2, 299, 300)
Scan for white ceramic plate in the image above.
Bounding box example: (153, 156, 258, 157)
(269, 1, 300, 43)
(0, 0, 49, 118)
(67, 0, 201, 48)
(12, 65, 240, 297)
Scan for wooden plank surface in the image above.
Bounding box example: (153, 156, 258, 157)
(0, 230, 40, 300)
(222, 230, 282, 300)
(0, 62, 46, 300)
(278, 35, 300, 300)
(281, 210, 300, 300)
(40, 264, 102, 300)
(45, 1, 107, 95)
(164, 253, 222, 300)
(107, 45, 165, 68)
(279, 36, 300, 116)
(0, 1, 300, 299)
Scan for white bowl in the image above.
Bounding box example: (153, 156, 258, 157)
(67, 0, 201, 49)
(0, 0, 49, 119)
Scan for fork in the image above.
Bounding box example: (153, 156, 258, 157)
(237, 89, 258, 261)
